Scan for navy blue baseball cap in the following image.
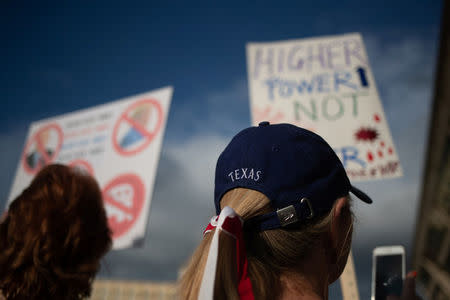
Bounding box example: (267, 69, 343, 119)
(214, 122, 372, 231)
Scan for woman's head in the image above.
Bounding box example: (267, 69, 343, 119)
(214, 122, 371, 223)
(224, 189, 353, 297)
(180, 122, 371, 299)
(0, 164, 112, 299)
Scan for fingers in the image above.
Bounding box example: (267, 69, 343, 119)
(386, 271, 418, 300)
(401, 271, 418, 299)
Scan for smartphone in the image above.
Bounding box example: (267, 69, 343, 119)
(371, 245, 405, 300)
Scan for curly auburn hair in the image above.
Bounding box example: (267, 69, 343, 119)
(0, 164, 112, 299)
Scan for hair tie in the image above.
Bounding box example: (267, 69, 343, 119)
(199, 206, 254, 300)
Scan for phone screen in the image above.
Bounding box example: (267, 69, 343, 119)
(375, 254, 403, 300)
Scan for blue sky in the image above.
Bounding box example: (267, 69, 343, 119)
(0, 1, 443, 299)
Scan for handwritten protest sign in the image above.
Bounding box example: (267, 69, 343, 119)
(7, 87, 173, 249)
(246, 33, 402, 181)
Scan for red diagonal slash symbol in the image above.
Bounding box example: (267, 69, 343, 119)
(112, 99, 163, 156)
(122, 115, 155, 140)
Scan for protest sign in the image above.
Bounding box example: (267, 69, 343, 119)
(8, 87, 173, 249)
(246, 33, 402, 181)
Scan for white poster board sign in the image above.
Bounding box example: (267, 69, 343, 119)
(7, 87, 173, 249)
(246, 33, 402, 181)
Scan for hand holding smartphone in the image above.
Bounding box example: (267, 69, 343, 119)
(386, 271, 420, 300)
(371, 245, 405, 300)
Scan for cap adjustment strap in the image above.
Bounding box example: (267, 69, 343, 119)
(245, 197, 320, 231)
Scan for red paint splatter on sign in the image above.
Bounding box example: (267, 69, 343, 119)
(367, 151, 374, 162)
(378, 150, 383, 158)
(374, 114, 381, 122)
(388, 147, 393, 154)
(355, 128, 379, 142)
(380, 141, 385, 147)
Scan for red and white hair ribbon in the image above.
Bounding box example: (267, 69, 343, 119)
(198, 206, 254, 300)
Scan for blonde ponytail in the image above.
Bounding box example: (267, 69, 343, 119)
(178, 188, 350, 300)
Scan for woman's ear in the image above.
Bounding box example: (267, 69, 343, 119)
(328, 196, 353, 283)
(325, 197, 350, 260)
(330, 197, 349, 244)
(334, 197, 349, 219)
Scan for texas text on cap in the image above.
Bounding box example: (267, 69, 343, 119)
(214, 122, 372, 231)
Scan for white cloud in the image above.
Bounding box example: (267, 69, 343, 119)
(165, 134, 228, 198)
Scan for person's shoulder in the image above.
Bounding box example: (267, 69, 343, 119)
(0, 290, 5, 300)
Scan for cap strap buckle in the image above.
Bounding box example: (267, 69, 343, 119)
(277, 205, 298, 227)
(301, 197, 314, 219)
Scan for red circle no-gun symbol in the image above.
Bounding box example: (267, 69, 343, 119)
(102, 174, 145, 239)
(112, 99, 163, 156)
(22, 123, 63, 175)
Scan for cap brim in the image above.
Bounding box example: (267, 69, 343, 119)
(350, 186, 373, 204)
